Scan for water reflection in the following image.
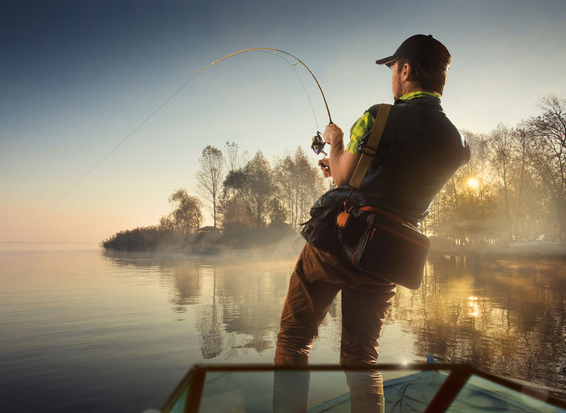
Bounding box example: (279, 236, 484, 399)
(394, 255, 566, 396)
(102, 251, 566, 397)
(198, 266, 222, 359)
(102, 251, 304, 359)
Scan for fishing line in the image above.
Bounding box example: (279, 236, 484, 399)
(261, 50, 320, 131)
(195, 48, 333, 123)
(52, 47, 332, 206)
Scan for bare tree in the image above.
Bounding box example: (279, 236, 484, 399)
(488, 124, 514, 235)
(512, 124, 547, 241)
(275, 147, 325, 228)
(224, 141, 248, 173)
(196, 145, 224, 228)
(528, 95, 566, 239)
(428, 131, 497, 246)
(532, 95, 566, 186)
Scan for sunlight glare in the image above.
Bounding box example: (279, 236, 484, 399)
(467, 296, 479, 317)
(467, 177, 480, 190)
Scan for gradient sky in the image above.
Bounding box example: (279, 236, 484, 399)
(1, 0, 566, 243)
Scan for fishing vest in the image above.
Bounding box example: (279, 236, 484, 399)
(301, 96, 469, 256)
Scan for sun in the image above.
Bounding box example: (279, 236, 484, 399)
(467, 177, 480, 190)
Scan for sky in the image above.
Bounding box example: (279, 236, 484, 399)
(1, 0, 566, 243)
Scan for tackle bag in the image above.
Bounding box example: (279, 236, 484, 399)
(336, 205, 429, 290)
(336, 103, 430, 289)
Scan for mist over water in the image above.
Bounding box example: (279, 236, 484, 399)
(0, 245, 565, 412)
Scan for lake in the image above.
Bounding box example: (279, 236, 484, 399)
(1, 242, 565, 412)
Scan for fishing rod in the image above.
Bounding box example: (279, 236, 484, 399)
(50, 48, 332, 207)
(198, 48, 333, 124)
(198, 48, 332, 160)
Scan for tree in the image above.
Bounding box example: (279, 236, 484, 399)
(196, 145, 224, 228)
(223, 151, 276, 228)
(276, 147, 326, 228)
(527, 95, 566, 240)
(511, 124, 548, 241)
(218, 193, 253, 230)
(483, 124, 549, 242)
(160, 189, 203, 234)
(488, 124, 515, 235)
(224, 141, 247, 173)
(268, 198, 288, 228)
(427, 131, 498, 247)
(217, 141, 250, 229)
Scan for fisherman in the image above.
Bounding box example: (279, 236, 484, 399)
(273, 35, 470, 412)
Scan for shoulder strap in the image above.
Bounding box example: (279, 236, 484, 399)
(348, 103, 391, 189)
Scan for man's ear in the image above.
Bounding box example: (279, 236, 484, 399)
(402, 62, 413, 81)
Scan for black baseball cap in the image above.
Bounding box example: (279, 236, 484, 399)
(375, 34, 451, 70)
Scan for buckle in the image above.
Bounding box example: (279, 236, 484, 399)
(361, 144, 377, 157)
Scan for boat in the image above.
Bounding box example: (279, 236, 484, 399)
(161, 362, 566, 413)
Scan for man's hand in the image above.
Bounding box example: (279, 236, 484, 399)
(323, 123, 344, 146)
(318, 158, 332, 178)
(321, 122, 359, 186)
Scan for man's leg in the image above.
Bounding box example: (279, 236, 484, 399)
(274, 244, 341, 413)
(275, 243, 342, 366)
(340, 279, 396, 413)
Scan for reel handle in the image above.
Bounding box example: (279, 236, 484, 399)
(318, 159, 330, 171)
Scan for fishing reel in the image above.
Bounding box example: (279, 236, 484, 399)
(311, 131, 327, 156)
(311, 131, 330, 171)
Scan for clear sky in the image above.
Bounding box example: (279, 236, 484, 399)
(1, 0, 565, 243)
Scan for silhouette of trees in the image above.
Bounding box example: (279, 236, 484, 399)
(526, 95, 566, 240)
(426, 131, 498, 247)
(219, 147, 326, 231)
(425, 94, 566, 245)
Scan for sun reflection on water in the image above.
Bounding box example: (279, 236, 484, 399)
(467, 296, 479, 317)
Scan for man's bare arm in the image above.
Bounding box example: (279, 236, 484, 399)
(323, 123, 359, 186)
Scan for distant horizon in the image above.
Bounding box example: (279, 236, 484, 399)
(0, 241, 98, 244)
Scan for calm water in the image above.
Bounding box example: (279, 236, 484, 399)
(1, 243, 565, 412)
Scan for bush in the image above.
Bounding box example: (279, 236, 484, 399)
(101, 226, 187, 252)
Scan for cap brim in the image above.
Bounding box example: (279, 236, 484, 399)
(375, 55, 397, 65)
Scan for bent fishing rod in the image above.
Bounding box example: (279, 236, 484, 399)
(51, 47, 333, 207)
(198, 48, 332, 158)
(198, 48, 332, 124)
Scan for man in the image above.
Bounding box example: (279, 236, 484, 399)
(273, 35, 470, 412)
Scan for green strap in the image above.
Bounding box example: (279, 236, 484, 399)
(348, 103, 391, 189)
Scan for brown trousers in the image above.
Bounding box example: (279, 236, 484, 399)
(273, 243, 396, 412)
(275, 242, 397, 367)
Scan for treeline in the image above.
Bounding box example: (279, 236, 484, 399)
(101, 145, 330, 252)
(102, 95, 566, 253)
(426, 95, 566, 248)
